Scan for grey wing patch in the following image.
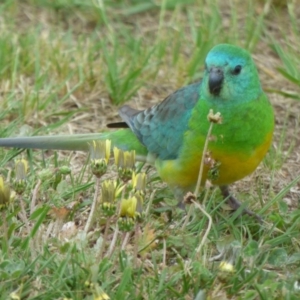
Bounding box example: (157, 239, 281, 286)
(119, 81, 201, 160)
(118, 105, 144, 140)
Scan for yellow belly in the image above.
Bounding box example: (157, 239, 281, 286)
(156, 131, 273, 190)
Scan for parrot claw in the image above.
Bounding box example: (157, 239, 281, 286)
(220, 186, 263, 223)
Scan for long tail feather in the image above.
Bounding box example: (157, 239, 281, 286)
(0, 129, 148, 157)
(0, 133, 100, 151)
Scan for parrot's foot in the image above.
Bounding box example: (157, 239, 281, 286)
(220, 186, 262, 223)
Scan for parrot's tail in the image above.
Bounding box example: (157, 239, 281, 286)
(0, 129, 149, 160)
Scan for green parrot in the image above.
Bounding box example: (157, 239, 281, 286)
(0, 44, 274, 218)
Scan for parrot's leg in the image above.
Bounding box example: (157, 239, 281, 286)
(219, 186, 262, 223)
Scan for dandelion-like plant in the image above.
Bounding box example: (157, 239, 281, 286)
(85, 140, 112, 233)
(0, 176, 11, 210)
(14, 159, 28, 195)
(89, 140, 111, 178)
(113, 147, 136, 182)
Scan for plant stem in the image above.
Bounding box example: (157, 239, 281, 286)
(85, 177, 101, 233)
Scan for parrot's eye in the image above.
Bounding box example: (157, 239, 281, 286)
(232, 65, 242, 75)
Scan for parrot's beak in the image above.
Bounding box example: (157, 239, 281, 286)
(208, 67, 224, 96)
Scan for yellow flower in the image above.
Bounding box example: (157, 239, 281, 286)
(90, 140, 111, 162)
(15, 159, 28, 175)
(89, 140, 111, 177)
(14, 159, 28, 194)
(120, 197, 137, 219)
(101, 180, 116, 203)
(132, 172, 147, 192)
(118, 193, 144, 231)
(113, 147, 135, 181)
(101, 180, 116, 216)
(100, 180, 126, 217)
(113, 147, 135, 169)
(219, 261, 235, 273)
(120, 194, 143, 220)
(93, 285, 110, 300)
(94, 292, 110, 300)
(101, 180, 125, 201)
(0, 176, 11, 210)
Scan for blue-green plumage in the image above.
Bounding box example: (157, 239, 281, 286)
(119, 81, 201, 160)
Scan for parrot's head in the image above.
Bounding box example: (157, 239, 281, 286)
(202, 44, 262, 104)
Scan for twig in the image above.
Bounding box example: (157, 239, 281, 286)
(98, 217, 111, 258)
(193, 199, 212, 256)
(145, 189, 156, 216)
(106, 224, 119, 258)
(84, 177, 101, 233)
(182, 205, 194, 229)
(121, 232, 130, 250)
(194, 121, 214, 197)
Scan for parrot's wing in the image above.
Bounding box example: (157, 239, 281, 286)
(118, 81, 201, 160)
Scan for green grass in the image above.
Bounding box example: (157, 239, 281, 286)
(268, 2, 300, 100)
(0, 0, 300, 299)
